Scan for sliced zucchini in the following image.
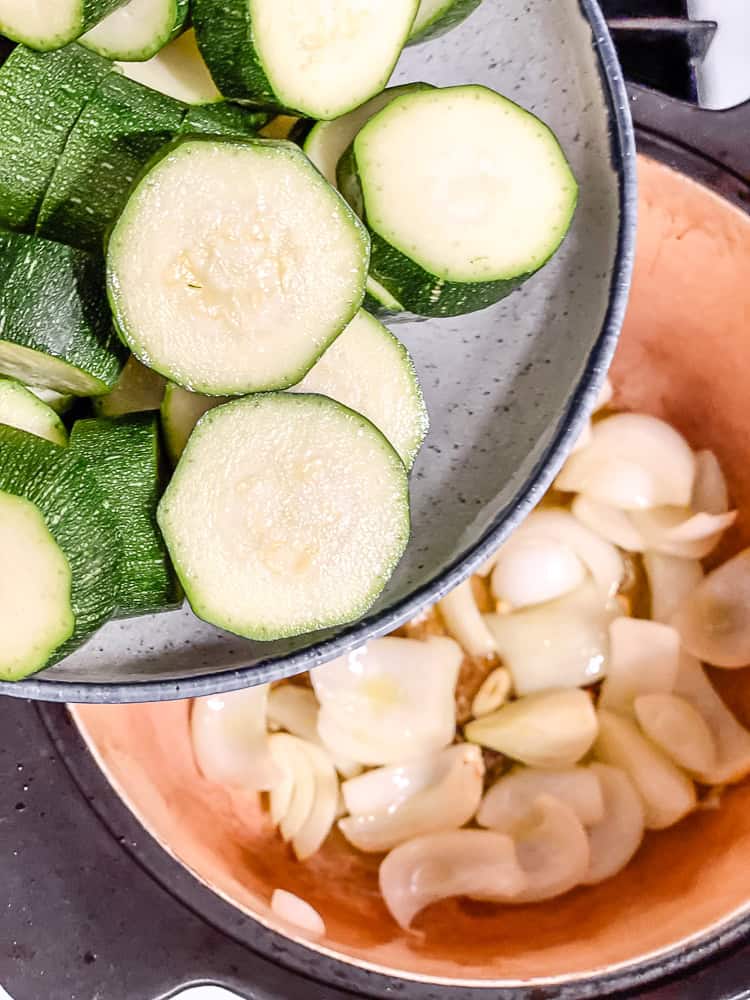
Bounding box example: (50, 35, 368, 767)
(290, 311, 427, 469)
(338, 85, 578, 318)
(0, 490, 74, 682)
(26, 387, 74, 415)
(80, 0, 188, 61)
(0, 229, 125, 396)
(71, 413, 178, 616)
(93, 356, 166, 417)
(108, 137, 369, 395)
(408, 0, 483, 44)
(0, 0, 127, 50)
(179, 101, 270, 138)
(161, 382, 229, 464)
(192, 0, 419, 119)
(158, 393, 410, 640)
(0, 44, 110, 230)
(364, 277, 404, 314)
(36, 72, 186, 252)
(0, 378, 68, 445)
(116, 28, 221, 105)
(0, 425, 121, 666)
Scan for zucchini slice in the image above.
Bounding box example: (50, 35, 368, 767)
(36, 72, 186, 252)
(161, 382, 229, 464)
(0, 44, 110, 230)
(71, 413, 178, 616)
(108, 137, 369, 395)
(0, 490, 74, 682)
(27, 387, 74, 415)
(192, 0, 419, 119)
(338, 85, 578, 318)
(80, 0, 188, 61)
(290, 311, 427, 469)
(408, 0, 483, 44)
(0, 378, 68, 445)
(0, 229, 125, 396)
(93, 356, 166, 418)
(0, 425, 121, 666)
(0, 0, 127, 51)
(117, 28, 221, 105)
(179, 101, 270, 138)
(158, 393, 410, 640)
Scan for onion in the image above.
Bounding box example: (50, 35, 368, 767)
(643, 552, 703, 624)
(191, 686, 280, 791)
(583, 764, 644, 884)
(477, 766, 604, 834)
(571, 495, 646, 552)
(379, 829, 526, 929)
(437, 579, 497, 657)
(555, 414, 695, 510)
(267, 684, 361, 779)
(692, 449, 729, 515)
(594, 709, 695, 829)
(270, 889, 326, 938)
(634, 693, 717, 775)
(268, 734, 338, 860)
(292, 742, 339, 861)
(471, 667, 512, 718)
(490, 536, 586, 609)
(464, 689, 598, 768)
(629, 506, 736, 560)
(509, 795, 590, 903)
(338, 744, 484, 853)
(671, 548, 750, 668)
(599, 617, 680, 713)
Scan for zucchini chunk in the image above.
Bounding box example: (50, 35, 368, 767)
(80, 0, 188, 61)
(26, 387, 74, 416)
(160, 383, 229, 464)
(116, 28, 221, 105)
(0, 0, 127, 51)
(0, 378, 68, 445)
(179, 101, 270, 138)
(93, 356, 166, 418)
(408, 0, 483, 44)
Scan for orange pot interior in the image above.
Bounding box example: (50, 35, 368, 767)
(72, 155, 750, 986)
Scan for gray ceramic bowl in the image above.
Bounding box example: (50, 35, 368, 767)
(2, 0, 636, 704)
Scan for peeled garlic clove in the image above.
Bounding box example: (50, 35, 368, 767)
(630, 507, 736, 560)
(471, 667, 512, 718)
(634, 693, 717, 775)
(465, 689, 598, 768)
(671, 548, 750, 668)
(270, 889, 326, 939)
(379, 829, 526, 930)
(571, 495, 646, 552)
(555, 413, 695, 510)
(490, 535, 586, 609)
(643, 552, 703, 624)
(477, 765, 604, 834)
(191, 685, 280, 791)
(508, 795, 590, 903)
(292, 742, 339, 861)
(594, 709, 696, 829)
(583, 763, 644, 884)
(338, 744, 484, 853)
(438, 579, 497, 658)
(692, 450, 729, 515)
(268, 733, 315, 841)
(599, 617, 680, 713)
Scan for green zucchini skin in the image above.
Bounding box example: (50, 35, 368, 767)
(191, 0, 277, 107)
(407, 0, 483, 44)
(179, 101, 270, 138)
(36, 72, 187, 252)
(0, 229, 126, 395)
(70, 413, 180, 616)
(81, 0, 190, 61)
(0, 424, 121, 665)
(0, 0, 128, 50)
(0, 44, 111, 231)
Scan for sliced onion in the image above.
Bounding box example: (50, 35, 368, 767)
(269, 733, 315, 840)
(338, 744, 484, 853)
(571, 495, 646, 552)
(583, 763, 645, 884)
(483, 581, 617, 695)
(437, 579, 497, 657)
(464, 689, 598, 768)
(291, 741, 339, 861)
(671, 548, 750, 668)
(630, 506, 736, 560)
(191, 685, 280, 791)
(599, 617, 680, 713)
(692, 449, 729, 515)
(643, 552, 703, 624)
(271, 889, 326, 938)
(634, 693, 717, 775)
(379, 829, 525, 929)
(509, 795, 590, 903)
(490, 536, 586, 610)
(267, 684, 361, 779)
(471, 667, 512, 718)
(477, 766, 604, 834)
(555, 414, 695, 510)
(594, 709, 695, 829)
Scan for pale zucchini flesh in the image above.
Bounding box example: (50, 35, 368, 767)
(158, 393, 410, 640)
(93, 356, 166, 418)
(117, 28, 221, 104)
(161, 382, 229, 464)
(0, 0, 127, 50)
(81, 0, 188, 61)
(26, 386, 74, 415)
(108, 137, 369, 395)
(408, 0, 483, 44)
(0, 378, 68, 445)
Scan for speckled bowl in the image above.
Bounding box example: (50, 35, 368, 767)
(2, 0, 635, 703)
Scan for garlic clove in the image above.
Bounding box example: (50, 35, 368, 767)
(438, 578, 497, 658)
(643, 552, 703, 624)
(634, 693, 717, 775)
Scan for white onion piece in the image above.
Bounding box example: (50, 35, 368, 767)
(555, 414, 695, 510)
(269, 734, 315, 840)
(671, 549, 750, 668)
(379, 830, 525, 929)
(471, 667, 512, 718)
(271, 889, 326, 939)
(630, 506, 736, 560)
(571, 495, 646, 552)
(465, 689, 598, 768)
(490, 536, 586, 610)
(509, 795, 590, 903)
(437, 579, 497, 658)
(634, 693, 717, 775)
(643, 552, 703, 624)
(594, 709, 696, 829)
(599, 618, 680, 713)
(583, 764, 644, 884)
(191, 686, 280, 791)
(338, 745, 484, 853)
(692, 450, 729, 515)
(313, 637, 461, 765)
(267, 684, 361, 779)
(673, 654, 750, 784)
(292, 742, 339, 861)
(477, 766, 604, 834)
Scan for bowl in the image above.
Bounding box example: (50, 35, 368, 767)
(0, 0, 635, 703)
